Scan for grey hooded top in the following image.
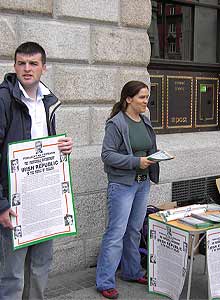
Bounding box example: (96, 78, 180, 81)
(101, 111, 159, 186)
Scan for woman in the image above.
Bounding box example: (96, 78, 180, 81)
(96, 81, 159, 299)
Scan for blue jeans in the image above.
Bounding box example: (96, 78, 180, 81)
(96, 178, 150, 291)
(0, 225, 53, 300)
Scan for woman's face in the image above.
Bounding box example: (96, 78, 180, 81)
(126, 87, 149, 115)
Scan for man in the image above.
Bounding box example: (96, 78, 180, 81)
(0, 42, 73, 300)
(64, 214, 73, 226)
(12, 193, 21, 206)
(35, 140, 43, 154)
(11, 158, 19, 173)
(62, 181, 70, 194)
(14, 225, 22, 239)
(60, 151, 67, 162)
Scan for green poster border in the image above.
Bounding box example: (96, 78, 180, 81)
(206, 227, 220, 300)
(147, 216, 189, 299)
(8, 134, 77, 251)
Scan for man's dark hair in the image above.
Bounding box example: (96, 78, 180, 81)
(14, 42, 46, 64)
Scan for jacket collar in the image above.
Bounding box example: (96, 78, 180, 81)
(109, 111, 153, 129)
(18, 81, 51, 100)
(1, 73, 59, 108)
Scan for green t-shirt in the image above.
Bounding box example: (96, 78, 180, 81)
(124, 114, 153, 175)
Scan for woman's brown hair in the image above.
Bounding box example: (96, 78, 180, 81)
(109, 81, 148, 119)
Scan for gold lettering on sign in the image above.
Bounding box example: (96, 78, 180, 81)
(170, 117, 188, 124)
(167, 76, 193, 129)
(175, 87, 185, 91)
(174, 81, 185, 85)
(175, 117, 188, 124)
(174, 81, 185, 92)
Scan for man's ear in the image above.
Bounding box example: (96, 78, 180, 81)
(42, 64, 47, 75)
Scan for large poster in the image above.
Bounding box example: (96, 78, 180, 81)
(207, 227, 220, 300)
(148, 217, 189, 300)
(8, 134, 77, 250)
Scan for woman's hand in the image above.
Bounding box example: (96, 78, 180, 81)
(139, 157, 156, 169)
(58, 137, 73, 154)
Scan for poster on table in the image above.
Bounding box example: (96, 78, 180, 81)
(207, 227, 220, 300)
(8, 134, 77, 250)
(148, 217, 189, 300)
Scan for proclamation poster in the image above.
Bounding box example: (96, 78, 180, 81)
(8, 134, 77, 250)
(207, 227, 220, 300)
(148, 218, 189, 300)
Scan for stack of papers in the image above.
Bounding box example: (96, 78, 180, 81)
(178, 216, 213, 229)
(191, 212, 220, 223)
(178, 210, 220, 229)
(206, 203, 220, 211)
(158, 204, 207, 222)
(147, 150, 174, 162)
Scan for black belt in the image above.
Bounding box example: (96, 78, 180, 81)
(135, 174, 148, 183)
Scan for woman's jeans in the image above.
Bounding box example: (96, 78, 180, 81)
(96, 178, 150, 291)
(0, 225, 53, 300)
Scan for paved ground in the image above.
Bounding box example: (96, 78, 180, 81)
(45, 254, 208, 300)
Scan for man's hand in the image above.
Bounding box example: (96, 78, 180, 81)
(139, 157, 156, 169)
(0, 208, 17, 229)
(58, 137, 73, 155)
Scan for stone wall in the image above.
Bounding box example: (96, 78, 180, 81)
(0, 0, 153, 273)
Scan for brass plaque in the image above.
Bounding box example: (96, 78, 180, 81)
(167, 76, 193, 128)
(195, 78, 219, 128)
(148, 68, 219, 133)
(149, 75, 164, 129)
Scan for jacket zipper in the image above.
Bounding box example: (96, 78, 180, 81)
(48, 100, 61, 134)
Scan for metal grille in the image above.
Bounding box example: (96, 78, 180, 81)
(172, 176, 220, 205)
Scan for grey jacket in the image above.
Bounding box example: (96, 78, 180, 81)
(101, 111, 159, 185)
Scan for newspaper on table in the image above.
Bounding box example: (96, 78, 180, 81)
(148, 217, 189, 300)
(147, 150, 175, 162)
(207, 227, 220, 300)
(191, 212, 220, 223)
(158, 204, 207, 222)
(8, 134, 77, 250)
(178, 216, 213, 229)
(206, 203, 220, 211)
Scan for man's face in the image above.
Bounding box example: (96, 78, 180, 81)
(14, 194, 19, 203)
(63, 183, 68, 192)
(12, 160, 18, 170)
(67, 216, 72, 224)
(14, 53, 46, 91)
(60, 152, 67, 162)
(15, 226, 22, 236)
(35, 141, 42, 152)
